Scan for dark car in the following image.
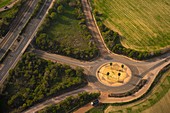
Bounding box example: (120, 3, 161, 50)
(4, 6, 8, 9)
(91, 99, 99, 106)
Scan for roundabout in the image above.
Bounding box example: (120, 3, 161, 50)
(96, 62, 132, 87)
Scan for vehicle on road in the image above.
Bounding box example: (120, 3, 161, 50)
(91, 99, 99, 106)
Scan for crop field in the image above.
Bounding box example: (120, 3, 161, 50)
(93, 0, 170, 52)
(104, 68, 170, 113)
(87, 67, 170, 113)
(142, 89, 170, 113)
(0, 0, 14, 8)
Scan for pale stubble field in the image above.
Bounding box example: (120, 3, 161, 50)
(93, 0, 170, 52)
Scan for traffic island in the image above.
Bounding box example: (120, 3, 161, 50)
(96, 62, 132, 87)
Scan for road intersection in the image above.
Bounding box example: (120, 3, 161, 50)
(0, 0, 169, 112)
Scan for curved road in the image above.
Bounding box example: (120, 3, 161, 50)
(24, 0, 170, 112)
(0, 0, 19, 12)
(23, 0, 170, 112)
(0, 0, 169, 112)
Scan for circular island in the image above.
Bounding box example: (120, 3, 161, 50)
(96, 62, 132, 87)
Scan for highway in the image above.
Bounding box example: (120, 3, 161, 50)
(0, 0, 169, 112)
(0, 0, 38, 61)
(0, 0, 53, 84)
(22, 0, 170, 112)
(24, 48, 170, 113)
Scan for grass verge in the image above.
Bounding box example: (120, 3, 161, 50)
(38, 92, 100, 113)
(0, 0, 14, 8)
(0, 0, 26, 38)
(87, 64, 170, 113)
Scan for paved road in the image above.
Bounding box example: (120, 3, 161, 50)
(0, 0, 169, 112)
(33, 49, 170, 93)
(22, 0, 170, 112)
(0, 0, 53, 85)
(24, 0, 170, 112)
(0, 0, 19, 12)
(23, 85, 94, 113)
(0, 0, 38, 61)
(81, 0, 109, 56)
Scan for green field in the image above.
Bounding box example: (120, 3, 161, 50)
(87, 66, 170, 113)
(0, 0, 14, 8)
(36, 0, 98, 60)
(93, 0, 170, 52)
(46, 5, 90, 50)
(142, 89, 170, 113)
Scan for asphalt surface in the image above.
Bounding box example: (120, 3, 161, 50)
(33, 49, 170, 93)
(0, 0, 38, 61)
(0, 0, 169, 112)
(22, 0, 170, 112)
(0, 0, 19, 12)
(82, 0, 109, 56)
(0, 0, 53, 84)
(23, 85, 94, 113)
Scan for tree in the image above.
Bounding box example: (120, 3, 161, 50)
(50, 12, 57, 20)
(57, 5, 64, 14)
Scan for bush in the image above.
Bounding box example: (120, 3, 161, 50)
(94, 9, 162, 60)
(108, 79, 147, 98)
(34, 0, 98, 61)
(0, 53, 87, 113)
(38, 92, 100, 113)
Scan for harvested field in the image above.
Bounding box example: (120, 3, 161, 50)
(93, 0, 170, 52)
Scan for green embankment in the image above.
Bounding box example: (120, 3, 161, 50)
(0, 0, 14, 8)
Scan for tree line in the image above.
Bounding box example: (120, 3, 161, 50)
(38, 92, 100, 113)
(93, 10, 161, 60)
(0, 0, 26, 38)
(0, 53, 87, 113)
(34, 0, 98, 61)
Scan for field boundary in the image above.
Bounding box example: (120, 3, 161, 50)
(89, 1, 170, 60)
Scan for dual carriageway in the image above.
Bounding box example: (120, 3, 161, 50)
(0, 0, 170, 112)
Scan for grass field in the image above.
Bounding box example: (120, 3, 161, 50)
(46, 5, 91, 50)
(86, 104, 107, 113)
(92, 0, 170, 52)
(0, 0, 14, 8)
(142, 89, 170, 113)
(87, 67, 170, 113)
(105, 68, 170, 113)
